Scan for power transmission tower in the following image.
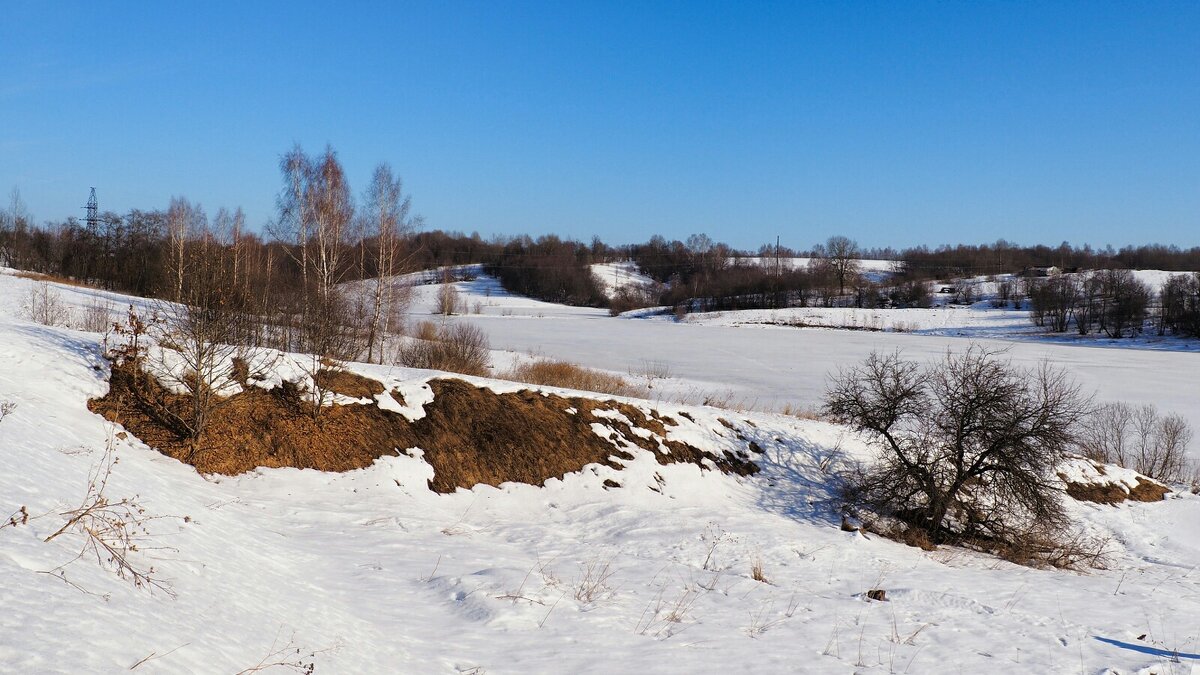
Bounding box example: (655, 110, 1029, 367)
(84, 187, 101, 230)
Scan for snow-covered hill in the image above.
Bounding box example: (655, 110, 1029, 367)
(2, 270, 1200, 673)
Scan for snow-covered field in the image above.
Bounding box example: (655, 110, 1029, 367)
(3, 269, 1200, 673)
(411, 273, 1200, 439)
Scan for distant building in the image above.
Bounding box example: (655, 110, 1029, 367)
(1020, 266, 1061, 278)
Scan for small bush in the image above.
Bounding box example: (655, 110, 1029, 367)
(608, 285, 658, 316)
(76, 297, 115, 333)
(397, 322, 490, 376)
(20, 282, 70, 327)
(505, 360, 642, 397)
(436, 282, 463, 316)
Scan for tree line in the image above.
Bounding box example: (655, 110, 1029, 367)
(3, 164, 1200, 329)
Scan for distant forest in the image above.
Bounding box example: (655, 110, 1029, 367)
(1, 147, 1198, 342)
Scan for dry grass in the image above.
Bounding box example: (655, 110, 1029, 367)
(1063, 477, 1170, 504)
(312, 368, 385, 399)
(90, 361, 760, 491)
(504, 360, 643, 397)
(11, 270, 94, 288)
(750, 554, 769, 583)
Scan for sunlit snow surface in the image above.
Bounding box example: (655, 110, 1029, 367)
(1, 267, 1200, 673)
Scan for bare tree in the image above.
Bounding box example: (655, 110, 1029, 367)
(811, 235, 861, 297)
(825, 347, 1089, 545)
(309, 147, 353, 307)
(165, 198, 204, 303)
(362, 163, 421, 363)
(276, 146, 314, 324)
(1077, 402, 1193, 483)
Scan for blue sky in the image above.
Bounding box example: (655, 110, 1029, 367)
(2, 1, 1197, 251)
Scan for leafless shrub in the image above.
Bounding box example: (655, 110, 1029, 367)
(631, 359, 672, 389)
(76, 297, 115, 333)
(236, 627, 337, 675)
(951, 279, 976, 305)
(397, 322, 490, 376)
(436, 276, 463, 316)
(992, 279, 1014, 308)
(42, 437, 178, 596)
(505, 360, 643, 397)
(826, 346, 1092, 563)
(0, 399, 15, 424)
(1077, 402, 1194, 483)
(20, 281, 70, 327)
(993, 529, 1111, 570)
(608, 284, 659, 316)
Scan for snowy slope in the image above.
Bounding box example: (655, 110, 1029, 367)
(591, 261, 656, 298)
(3, 272, 1200, 673)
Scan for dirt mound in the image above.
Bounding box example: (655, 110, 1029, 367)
(1062, 476, 1170, 505)
(313, 368, 386, 399)
(90, 361, 758, 492)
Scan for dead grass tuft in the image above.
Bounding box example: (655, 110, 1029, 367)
(90, 361, 759, 492)
(503, 360, 642, 397)
(11, 270, 94, 289)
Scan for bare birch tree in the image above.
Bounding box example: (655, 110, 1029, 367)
(310, 147, 353, 307)
(165, 197, 203, 302)
(362, 163, 421, 363)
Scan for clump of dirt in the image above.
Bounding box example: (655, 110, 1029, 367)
(1127, 479, 1171, 502)
(313, 368, 386, 399)
(90, 360, 759, 493)
(1063, 477, 1170, 504)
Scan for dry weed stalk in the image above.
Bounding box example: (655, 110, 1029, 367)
(573, 559, 617, 603)
(744, 596, 793, 638)
(0, 399, 16, 423)
(1, 505, 29, 530)
(235, 628, 337, 675)
(42, 437, 178, 596)
(495, 562, 545, 605)
(129, 642, 190, 670)
(635, 584, 700, 639)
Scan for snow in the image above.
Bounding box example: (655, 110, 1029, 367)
(591, 261, 656, 298)
(404, 272, 1200, 441)
(3, 268, 1200, 673)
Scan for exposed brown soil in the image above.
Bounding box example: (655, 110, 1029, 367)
(1063, 477, 1170, 504)
(89, 360, 759, 492)
(313, 368, 386, 399)
(1127, 479, 1171, 502)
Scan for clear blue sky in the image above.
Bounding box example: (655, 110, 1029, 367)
(2, 1, 1198, 251)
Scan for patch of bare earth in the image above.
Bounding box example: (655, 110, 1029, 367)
(89, 361, 758, 492)
(1062, 474, 1170, 505)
